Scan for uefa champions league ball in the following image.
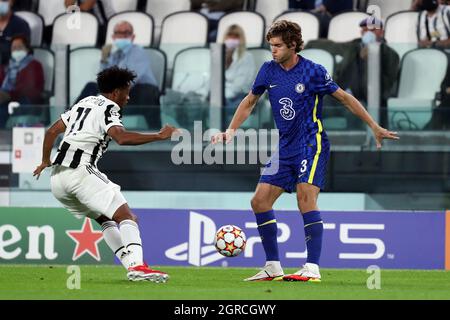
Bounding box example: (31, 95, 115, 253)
(214, 225, 246, 257)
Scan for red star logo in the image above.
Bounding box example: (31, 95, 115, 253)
(66, 218, 104, 261)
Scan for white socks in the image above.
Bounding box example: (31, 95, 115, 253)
(118, 220, 144, 268)
(101, 221, 131, 269)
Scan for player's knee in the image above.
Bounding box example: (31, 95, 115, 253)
(297, 194, 317, 213)
(130, 213, 138, 223)
(122, 212, 138, 223)
(251, 196, 270, 213)
(95, 215, 111, 226)
(112, 204, 138, 224)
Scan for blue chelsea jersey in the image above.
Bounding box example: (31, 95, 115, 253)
(252, 56, 339, 159)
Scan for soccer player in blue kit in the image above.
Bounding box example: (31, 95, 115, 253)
(212, 20, 399, 282)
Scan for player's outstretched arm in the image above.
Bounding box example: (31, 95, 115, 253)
(33, 119, 66, 179)
(108, 124, 178, 146)
(212, 92, 260, 144)
(331, 88, 399, 149)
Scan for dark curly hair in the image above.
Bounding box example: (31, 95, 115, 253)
(266, 20, 304, 53)
(97, 66, 136, 93)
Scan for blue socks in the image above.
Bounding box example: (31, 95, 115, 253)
(255, 210, 279, 261)
(254, 209, 323, 264)
(302, 211, 323, 265)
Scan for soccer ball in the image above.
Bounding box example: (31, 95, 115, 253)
(214, 225, 246, 257)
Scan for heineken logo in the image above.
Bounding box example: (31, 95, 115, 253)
(0, 209, 110, 263)
(66, 218, 103, 261)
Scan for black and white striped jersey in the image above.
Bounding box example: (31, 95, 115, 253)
(53, 95, 123, 168)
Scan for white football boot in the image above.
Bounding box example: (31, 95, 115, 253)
(244, 261, 284, 281)
(283, 263, 321, 282)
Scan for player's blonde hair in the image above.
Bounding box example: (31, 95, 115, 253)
(223, 24, 247, 59)
(266, 20, 304, 53)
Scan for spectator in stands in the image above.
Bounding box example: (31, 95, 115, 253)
(411, 0, 422, 10)
(76, 20, 161, 128)
(417, 0, 450, 49)
(412, 0, 449, 10)
(65, 0, 115, 45)
(0, 0, 30, 65)
(12, 0, 34, 11)
(289, 0, 315, 10)
(222, 24, 255, 123)
(0, 34, 44, 128)
(305, 17, 399, 127)
(191, 0, 244, 42)
(339, 17, 399, 107)
(417, 0, 450, 129)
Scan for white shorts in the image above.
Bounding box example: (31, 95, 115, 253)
(51, 164, 127, 220)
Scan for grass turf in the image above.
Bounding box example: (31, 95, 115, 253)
(0, 265, 449, 300)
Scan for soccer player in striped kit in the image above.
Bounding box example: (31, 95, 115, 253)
(213, 20, 399, 282)
(34, 67, 177, 283)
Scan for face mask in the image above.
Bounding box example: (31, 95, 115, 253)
(0, 2, 10, 16)
(361, 31, 377, 45)
(11, 50, 27, 62)
(421, 0, 439, 11)
(114, 38, 132, 51)
(224, 38, 240, 49)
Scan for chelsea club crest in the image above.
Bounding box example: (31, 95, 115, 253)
(295, 83, 305, 94)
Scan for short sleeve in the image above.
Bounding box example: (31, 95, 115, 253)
(314, 64, 339, 96)
(60, 108, 71, 127)
(251, 62, 269, 96)
(102, 104, 123, 133)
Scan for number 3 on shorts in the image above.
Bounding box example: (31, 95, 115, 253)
(300, 159, 308, 173)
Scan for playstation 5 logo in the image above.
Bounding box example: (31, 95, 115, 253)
(165, 212, 224, 266)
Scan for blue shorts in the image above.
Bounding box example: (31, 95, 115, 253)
(259, 144, 330, 193)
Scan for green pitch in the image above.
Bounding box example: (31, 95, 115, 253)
(0, 265, 449, 300)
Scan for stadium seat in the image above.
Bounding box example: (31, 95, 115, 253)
(247, 48, 273, 129)
(145, 0, 191, 45)
(255, 0, 289, 33)
(301, 49, 343, 129)
(366, 0, 412, 22)
(384, 11, 419, 61)
(6, 47, 53, 128)
(300, 48, 335, 76)
(38, 0, 66, 26)
(388, 49, 448, 130)
(160, 47, 210, 129)
(143, 48, 167, 93)
(105, 12, 154, 47)
(122, 115, 149, 130)
(69, 47, 101, 106)
(171, 48, 210, 96)
(159, 12, 208, 71)
(109, 0, 138, 13)
(16, 11, 44, 47)
(52, 13, 98, 47)
(33, 48, 55, 102)
(248, 48, 272, 78)
(327, 12, 369, 42)
(5, 115, 43, 129)
(274, 11, 320, 46)
(216, 11, 265, 48)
